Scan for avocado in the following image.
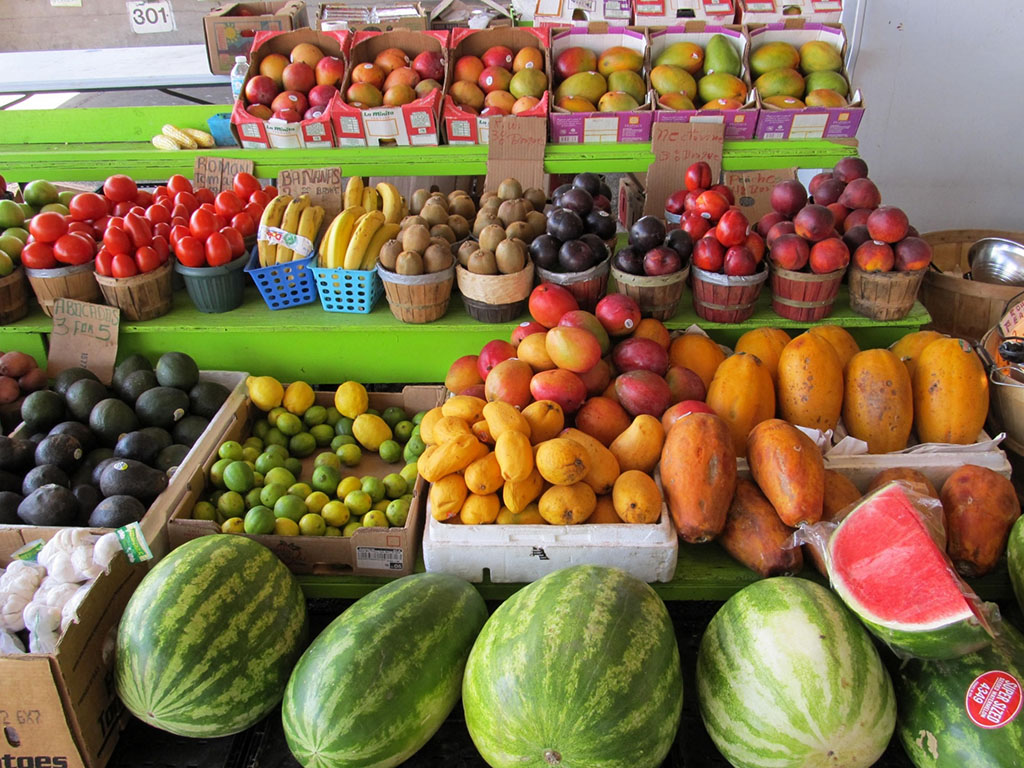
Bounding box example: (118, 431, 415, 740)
(155, 444, 190, 473)
(91, 457, 119, 487)
(99, 458, 168, 501)
(188, 380, 231, 419)
(72, 484, 102, 523)
(88, 495, 146, 528)
(0, 491, 22, 524)
(0, 436, 35, 472)
(18, 484, 79, 526)
(139, 427, 173, 454)
(20, 390, 66, 433)
(66, 378, 109, 422)
(22, 464, 69, 495)
(48, 421, 95, 450)
(155, 352, 200, 391)
(53, 367, 99, 397)
(0, 470, 20, 493)
(173, 415, 209, 447)
(111, 354, 152, 396)
(114, 431, 162, 465)
(119, 369, 159, 405)
(89, 398, 140, 447)
(34, 434, 84, 471)
(135, 386, 190, 429)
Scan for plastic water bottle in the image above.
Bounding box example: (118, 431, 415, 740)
(230, 56, 249, 102)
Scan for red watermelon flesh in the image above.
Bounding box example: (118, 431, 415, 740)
(828, 483, 993, 660)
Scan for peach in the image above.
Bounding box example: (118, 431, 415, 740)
(793, 204, 835, 242)
(530, 369, 587, 414)
(854, 240, 895, 272)
(511, 320, 547, 345)
(770, 233, 810, 271)
(511, 96, 541, 115)
(478, 66, 512, 94)
(838, 177, 881, 210)
(374, 48, 410, 75)
(513, 46, 544, 72)
(843, 207, 872, 233)
(446, 354, 484, 394)
(826, 203, 849, 229)
(484, 90, 517, 113)
(746, 231, 766, 263)
(808, 237, 850, 274)
(450, 80, 485, 110)
(595, 294, 641, 337)
(662, 400, 715, 433)
(833, 157, 869, 183)
(290, 43, 324, 69)
(808, 171, 834, 198)
(383, 85, 417, 107)
(894, 236, 932, 271)
(259, 53, 289, 87)
(757, 211, 788, 239)
(454, 55, 485, 84)
(478, 339, 518, 379)
(351, 62, 385, 89)
(665, 366, 706, 404)
(724, 245, 758, 276)
(383, 66, 419, 91)
(843, 225, 871, 253)
(345, 83, 383, 108)
(811, 177, 846, 207)
(530, 283, 579, 328)
(766, 221, 797, 247)
(612, 338, 670, 377)
(576, 396, 631, 446)
(615, 370, 672, 418)
(770, 180, 807, 217)
(485, 358, 534, 410)
(546, 326, 603, 373)
(315, 56, 345, 87)
(282, 62, 315, 93)
(578, 359, 614, 396)
(866, 205, 910, 243)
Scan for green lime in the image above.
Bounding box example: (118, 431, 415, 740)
(311, 464, 342, 495)
(344, 489, 372, 516)
(382, 472, 407, 499)
(255, 451, 285, 475)
(242, 446, 260, 463)
(253, 471, 264, 487)
(221, 517, 245, 534)
(244, 505, 276, 535)
(288, 482, 313, 499)
(337, 443, 362, 467)
(303, 405, 328, 427)
(381, 406, 408, 429)
(40, 203, 69, 215)
(393, 420, 414, 443)
(264, 443, 289, 460)
(285, 457, 303, 476)
(385, 498, 410, 527)
(0, 234, 24, 260)
(264, 427, 288, 448)
(361, 475, 385, 503)
(4, 227, 28, 243)
(325, 526, 342, 537)
(403, 434, 426, 463)
(223, 461, 255, 493)
(299, 513, 327, 536)
(193, 500, 217, 521)
(289, 431, 317, 458)
(268, 406, 288, 427)
(260, 482, 289, 508)
(342, 520, 362, 537)
(400, 462, 419, 489)
(331, 434, 356, 451)
(23, 180, 59, 208)
(314, 451, 342, 472)
(321, 500, 350, 527)
(243, 436, 264, 451)
(0, 252, 13, 277)
(208, 490, 225, 508)
(335, 416, 355, 436)
(325, 407, 342, 427)
(378, 439, 402, 464)
(304, 491, 329, 514)
(362, 509, 389, 528)
(209, 457, 233, 489)
(310, 424, 334, 447)
(412, 411, 427, 424)
(337, 476, 362, 499)
(276, 412, 303, 437)
(373, 498, 390, 512)
(58, 190, 75, 207)
(365, 408, 380, 417)
(273, 494, 307, 523)
(217, 490, 246, 520)
(275, 518, 299, 536)
(263, 466, 296, 488)
(245, 487, 264, 509)
(253, 419, 271, 440)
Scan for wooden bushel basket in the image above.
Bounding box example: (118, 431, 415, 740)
(769, 264, 846, 322)
(535, 257, 611, 312)
(0, 267, 29, 324)
(691, 264, 768, 323)
(25, 261, 101, 317)
(456, 261, 534, 323)
(848, 265, 925, 321)
(611, 265, 690, 320)
(94, 260, 174, 321)
(377, 264, 455, 324)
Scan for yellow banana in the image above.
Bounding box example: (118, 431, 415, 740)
(296, 205, 324, 261)
(343, 176, 364, 209)
(344, 211, 385, 270)
(276, 195, 310, 263)
(318, 213, 340, 267)
(360, 222, 401, 270)
(257, 194, 292, 267)
(327, 206, 365, 269)
(376, 182, 403, 224)
(361, 187, 379, 212)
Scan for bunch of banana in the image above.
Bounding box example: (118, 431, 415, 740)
(257, 194, 325, 267)
(318, 179, 407, 270)
(151, 124, 215, 151)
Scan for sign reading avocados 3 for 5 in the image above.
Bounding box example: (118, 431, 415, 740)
(47, 299, 120, 384)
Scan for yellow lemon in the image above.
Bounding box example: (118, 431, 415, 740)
(352, 413, 392, 452)
(247, 375, 284, 411)
(305, 491, 330, 514)
(274, 517, 300, 536)
(299, 513, 327, 536)
(283, 380, 315, 415)
(220, 517, 245, 534)
(335, 381, 369, 419)
(337, 476, 363, 498)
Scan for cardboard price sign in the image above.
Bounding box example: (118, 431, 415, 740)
(193, 156, 255, 195)
(47, 299, 120, 384)
(485, 116, 546, 194)
(723, 167, 798, 225)
(643, 122, 725, 217)
(277, 167, 344, 221)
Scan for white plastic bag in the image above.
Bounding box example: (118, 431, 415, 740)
(0, 560, 45, 632)
(0, 628, 25, 654)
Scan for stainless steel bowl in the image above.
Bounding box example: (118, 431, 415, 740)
(967, 237, 1024, 285)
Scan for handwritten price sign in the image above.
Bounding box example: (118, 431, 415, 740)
(47, 299, 120, 383)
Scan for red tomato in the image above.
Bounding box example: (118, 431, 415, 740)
(127, 205, 145, 217)
(174, 192, 199, 214)
(103, 174, 138, 203)
(244, 202, 264, 222)
(67, 221, 94, 237)
(152, 222, 171, 240)
(94, 248, 114, 277)
(214, 191, 244, 219)
(28, 211, 68, 243)
(220, 226, 245, 258)
(135, 189, 153, 208)
(103, 226, 132, 255)
(189, 208, 217, 241)
(231, 211, 256, 237)
(233, 172, 261, 202)
(153, 185, 170, 200)
(21, 242, 57, 269)
(199, 202, 216, 215)
(167, 174, 193, 196)
(134, 246, 161, 273)
(112, 200, 134, 217)
(171, 202, 191, 221)
(53, 233, 95, 266)
(211, 213, 227, 231)
(263, 185, 278, 198)
(144, 204, 171, 225)
(169, 224, 190, 248)
(195, 188, 215, 206)
(69, 192, 108, 222)
(205, 232, 232, 267)
(151, 235, 169, 263)
(111, 252, 139, 278)
(247, 190, 270, 208)
(91, 224, 105, 240)
(94, 215, 113, 233)
(124, 213, 153, 248)
(175, 236, 205, 267)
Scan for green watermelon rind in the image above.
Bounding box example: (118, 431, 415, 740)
(282, 572, 487, 768)
(896, 620, 1024, 767)
(697, 577, 896, 768)
(115, 536, 309, 738)
(1009, 516, 1024, 618)
(462, 565, 683, 768)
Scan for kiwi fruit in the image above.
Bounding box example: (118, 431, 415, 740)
(497, 178, 523, 201)
(479, 224, 506, 253)
(526, 210, 548, 238)
(400, 215, 427, 230)
(447, 214, 470, 240)
(430, 224, 456, 244)
(457, 240, 478, 267)
(468, 249, 498, 275)
(396, 250, 425, 275)
(423, 243, 454, 273)
(480, 191, 498, 206)
(505, 220, 533, 244)
(420, 201, 448, 228)
(498, 199, 527, 227)
(482, 197, 501, 215)
(495, 239, 526, 275)
(450, 196, 476, 220)
(410, 188, 430, 214)
(379, 239, 403, 270)
(509, 237, 530, 256)
(473, 213, 499, 237)
(524, 187, 547, 212)
(427, 193, 449, 210)
(402, 224, 432, 254)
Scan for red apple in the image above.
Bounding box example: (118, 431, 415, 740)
(271, 90, 308, 116)
(694, 190, 730, 222)
(482, 45, 514, 71)
(714, 208, 749, 247)
(693, 236, 725, 272)
(894, 236, 932, 271)
(770, 180, 808, 217)
(826, 203, 849, 230)
(808, 237, 850, 274)
(853, 240, 895, 272)
(244, 75, 279, 106)
(643, 246, 682, 276)
(724, 245, 757, 276)
(685, 161, 713, 192)
(307, 84, 337, 109)
(315, 56, 345, 87)
(282, 61, 315, 93)
(770, 233, 810, 271)
(411, 50, 444, 82)
(843, 225, 872, 253)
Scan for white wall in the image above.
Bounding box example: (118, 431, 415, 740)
(842, 0, 1024, 233)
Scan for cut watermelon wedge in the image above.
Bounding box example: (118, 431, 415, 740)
(827, 482, 993, 661)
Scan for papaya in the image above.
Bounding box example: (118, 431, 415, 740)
(941, 465, 1021, 578)
(747, 419, 825, 527)
(705, 352, 776, 457)
(719, 478, 803, 578)
(668, 333, 726, 389)
(912, 337, 989, 444)
(733, 327, 790, 385)
(807, 470, 863, 574)
(660, 412, 736, 543)
(866, 468, 938, 499)
(560, 428, 620, 496)
(777, 331, 844, 432)
(890, 330, 944, 378)
(808, 325, 860, 370)
(842, 349, 913, 454)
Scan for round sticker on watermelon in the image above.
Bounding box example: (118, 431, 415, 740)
(966, 670, 1023, 729)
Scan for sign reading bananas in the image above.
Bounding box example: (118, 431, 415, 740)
(278, 168, 344, 221)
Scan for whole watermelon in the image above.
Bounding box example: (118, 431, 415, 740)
(462, 565, 682, 768)
(697, 577, 896, 768)
(896, 619, 1024, 767)
(1009, 516, 1024, 616)
(115, 536, 308, 738)
(283, 572, 487, 768)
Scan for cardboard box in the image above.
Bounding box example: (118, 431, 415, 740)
(515, 0, 633, 26)
(633, 0, 736, 24)
(443, 26, 551, 145)
(738, 0, 842, 24)
(230, 28, 348, 149)
(168, 386, 444, 575)
(649, 24, 758, 139)
(204, 1, 308, 75)
(549, 26, 655, 144)
(0, 371, 248, 562)
(0, 554, 145, 768)
(317, 2, 428, 32)
(430, 0, 513, 30)
(749, 21, 864, 140)
(331, 29, 449, 146)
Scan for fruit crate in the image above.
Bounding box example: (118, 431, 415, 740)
(311, 264, 384, 313)
(0, 371, 249, 562)
(245, 249, 319, 310)
(167, 386, 445, 575)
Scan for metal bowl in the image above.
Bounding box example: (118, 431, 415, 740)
(967, 237, 1024, 285)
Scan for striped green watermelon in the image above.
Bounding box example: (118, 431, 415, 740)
(282, 572, 487, 768)
(115, 536, 308, 738)
(896, 619, 1024, 767)
(1009, 516, 1024, 616)
(828, 483, 993, 660)
(462, 565, 682, 768)
(697, 577, 896, 768)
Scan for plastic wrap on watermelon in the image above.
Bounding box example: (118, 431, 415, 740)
(795, 480, 1000, 661)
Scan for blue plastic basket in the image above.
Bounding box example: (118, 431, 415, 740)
(206, 113, 238, 147)
(311, 266, 384, 314)
(244, 249, 318, 310)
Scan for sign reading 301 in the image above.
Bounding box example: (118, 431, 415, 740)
(126, 0, 176, 34)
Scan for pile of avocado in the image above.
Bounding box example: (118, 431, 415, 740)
(0, 352, 231, 530)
